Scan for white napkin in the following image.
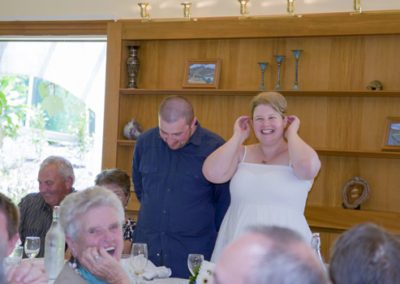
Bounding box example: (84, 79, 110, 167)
(120, 256, 172, 281)
(142, 265, 172, 280)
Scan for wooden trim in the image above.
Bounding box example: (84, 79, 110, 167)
(316, 149, 400, 159)
(102, 21, 123, 169)
(305, 206, 400, 234)
(119, 89, 400, 97)
(121, 11, 400, 40)
(0, 20, 109, 36)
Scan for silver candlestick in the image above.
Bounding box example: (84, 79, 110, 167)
(127, 45, 140, 88)
(274, 55, 285, 90)
(258, 62, 269, 91)
(292, 49, 302, 90)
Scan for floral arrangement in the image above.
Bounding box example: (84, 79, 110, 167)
(189, 261, 215, 284)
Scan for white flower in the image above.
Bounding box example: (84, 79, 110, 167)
(196, 261, 215, 284)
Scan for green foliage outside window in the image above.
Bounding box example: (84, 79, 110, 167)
(0, 76, 28, 141)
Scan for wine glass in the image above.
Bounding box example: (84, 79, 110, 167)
(24, 236, 40, 260)
(187, 253, 204, 276)
(131, 243, 148, 283)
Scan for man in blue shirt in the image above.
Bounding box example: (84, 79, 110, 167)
(132, 95, 230, 278)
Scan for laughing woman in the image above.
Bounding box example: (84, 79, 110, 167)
(202, 92, 321, 262)
(55, 186, 130, 284)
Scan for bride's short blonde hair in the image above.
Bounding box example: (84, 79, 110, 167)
(250, 92, 287, 117)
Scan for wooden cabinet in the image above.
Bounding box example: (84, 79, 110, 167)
(103, 12, 400, 258)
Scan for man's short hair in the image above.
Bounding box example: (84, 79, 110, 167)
(159, 95, 194, 125)
(246, 226, 328, 284)
(40, 155, 75, 184)
(0, 192, 19, 240)
(329, 222, 400, 284)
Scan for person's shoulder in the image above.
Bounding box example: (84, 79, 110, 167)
(199, 126, 225, 144)
(136, 127, 158, 143)
(55, 263, 86, 284)
(19, 192, 41, 205)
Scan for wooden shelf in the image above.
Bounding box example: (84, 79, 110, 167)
(121, 12, 400, 40)
(117, 139, 136, 146)
(305, 206, 400, 234)
(117, 140, 400, 159)
(316, 148, 400, 159)
(120, 89, 400, 97)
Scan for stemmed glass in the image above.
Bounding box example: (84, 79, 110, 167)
(292, 49, 302, 90)
(131, 243, 148, 283)
(24, 236, 40, 260)
(274, 55, 285, 90)
(187, 253, 204, 276)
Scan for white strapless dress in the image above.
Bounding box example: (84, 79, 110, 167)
(211, 162, 313, 262)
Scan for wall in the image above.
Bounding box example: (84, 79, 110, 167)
(0, 0, 400, 21)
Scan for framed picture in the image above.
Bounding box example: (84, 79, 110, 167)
(182, 59, 221, 88)
(382, 116, 400, 151)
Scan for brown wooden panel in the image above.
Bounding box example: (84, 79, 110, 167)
(0, 20, 108, 35)
(102, 22, 123, 169)
(309, 157, 400, 212)
(121, 12, 400, 40)
(307, 206, 400, 260)
(121, 35, 400, 91)
(306, 206, 400, 234)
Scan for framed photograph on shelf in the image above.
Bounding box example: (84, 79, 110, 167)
(182, 59, 221, 88)
(382, 117, 400, 151)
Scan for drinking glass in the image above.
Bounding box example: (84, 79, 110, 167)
(24, 236, 40, 259)
(131, 243, 148, 283)
(187, 253, 204, 276)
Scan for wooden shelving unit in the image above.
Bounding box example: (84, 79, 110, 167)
(103, 12, 400, 259)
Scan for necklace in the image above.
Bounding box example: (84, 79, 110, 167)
(259, 143, 287, 165)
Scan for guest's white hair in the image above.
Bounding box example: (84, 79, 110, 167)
(59, 186, 124, 240)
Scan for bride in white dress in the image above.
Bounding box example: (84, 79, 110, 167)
(202, 92, 321, 262)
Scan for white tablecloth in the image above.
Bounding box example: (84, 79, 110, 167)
(144, 278, 187, 284)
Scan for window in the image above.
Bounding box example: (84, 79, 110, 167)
(0, 38, 106, 203)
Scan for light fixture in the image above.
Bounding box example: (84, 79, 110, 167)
(287, 0, 295, 15)
(238, 0, 249, 16)
(138, 2, 150, 20)
(181, 2, 192, 20)
(354, 0, 362, 13)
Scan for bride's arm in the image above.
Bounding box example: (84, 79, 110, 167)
(286, 115, 321, 180)
(203, 116, 250, 183)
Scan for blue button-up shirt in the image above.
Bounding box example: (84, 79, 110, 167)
(132, 123, 230, 278)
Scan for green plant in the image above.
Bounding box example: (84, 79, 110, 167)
(0, 76, 28, 140)
(189, 265, 200, 284)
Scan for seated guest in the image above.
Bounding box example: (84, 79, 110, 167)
(213, 225, 329, 284)
(95, 168, 136, 254)
(56, 186, 130, 284)
(0, 192, 48, 284)
(329, 222, 400, 284)
(0, 245, 4, 284)
(19, 155, 75, 257)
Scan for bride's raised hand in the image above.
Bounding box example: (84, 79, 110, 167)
(233, 115, 251, 143)
(285, 115, 300, 139)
